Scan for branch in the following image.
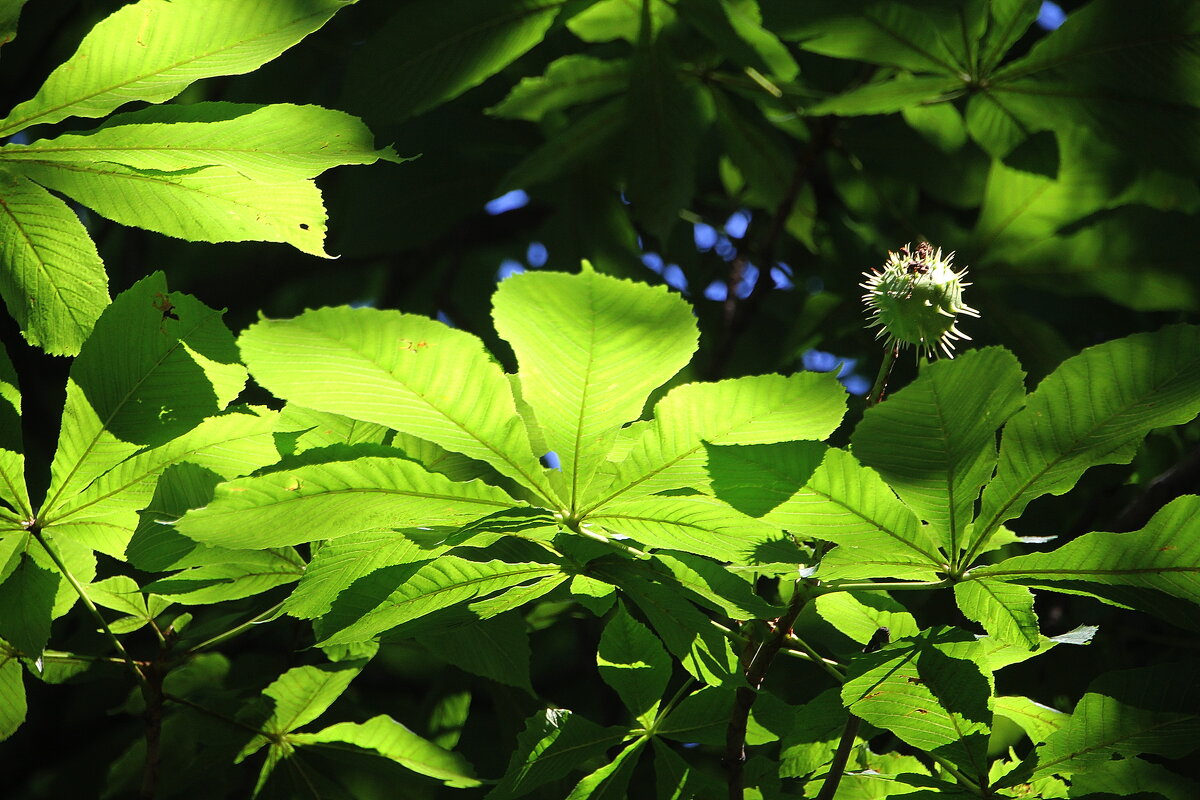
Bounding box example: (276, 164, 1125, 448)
(724, 585, 809, 800)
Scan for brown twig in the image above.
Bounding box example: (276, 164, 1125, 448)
(725, 586, 808, 799)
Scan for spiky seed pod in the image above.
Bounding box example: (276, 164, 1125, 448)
(861, 242, 980, 359)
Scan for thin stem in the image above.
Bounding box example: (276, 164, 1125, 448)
(187, 601, 285, 654)
(783, 635, 847, 684)
(866, 343, 899, 406)
(29, 525, 148, 690)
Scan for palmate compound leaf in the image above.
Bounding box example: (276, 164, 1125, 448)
(851, 347, 1026, 561)
(40, 272, 247, 523)
(1002, 661, 1200, 785)
(970, 324, 1200, 560)
(492, 265, 699, 512)
(764, 447, 945, 581)
(580, 372, 846, 514)
(0, 102, 400, 183)
(175, 456, 521, 550)
(0, 0, 353, 137)
(0, 167, 109, 356)
(841, 628, 994, 786)
(237, 306, 556, 503)
(971, 495, 1200, 618)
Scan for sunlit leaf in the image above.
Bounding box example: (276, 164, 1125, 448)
(972, 325, 1200, 553)
(292, 714, 481, 787)
(493, 266, 697, 509)
(852, 347, 1025, 559)
(176, 456, 519, 549)
(41, 273, 245, 516)
(0, 167, 108, 356)
(0, 0, 351, 136)
(597, 602, 670, 722)
(487, 708, 628, 800)
(238, 306, 555, 501)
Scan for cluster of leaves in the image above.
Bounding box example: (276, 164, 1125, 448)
(0, 0, 396, 356)
(4, 265, 1200, 798)
(3, 0, 1200, 798)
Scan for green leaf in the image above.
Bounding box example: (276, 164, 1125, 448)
(0, 641, 25, 741)
(676, 0, 798, 80)
(610, 569, 740, 684)
(567, 0, 675, 44)
(177, 456, 518, 549)
(564, 735, 645, 800)
(0, 0, 351, 136)
(0, 343, 28, 519)
(0, 553, 56, 656)
(973, 495, 1200, 612)
(344, 0, 560, 124)
(973, 130, 1133, 256)
(808, 75, 963, 116)
(972, 325, 1200, 554)
(0, 0, 27, 50)
(0, 167, 109, 356)
(767, 447, 943, 571)
(45, 409, 278, 557)
(487, 708, 628, 800)
(143, 550, 303, 604)
(238, 306, 554, 501)
(0, 103, 400, 182)
(291, 714, 480, 787)
(589, 495, 782, 563)
(1015, 661, 1200, 782)
(487, 55, 630, 122)
(493, 267, 698, 509)
(315, 557, 562, 646)
(986, 0, 1200, 174)
(419, 613, 533, 692)
(597, 602, 670, 722)
(778, 687, 848, 778)
(276, 404, 391, 454)
(852, 347, 1026, 561)
(993, 695, 1067, 745)
(776, 0, 969, 75)
(586, 373, 846, 512)
(842, 629, 993, 783)
(285, 531, 440, 620)
(1070, 757, 1200, 800)
(623, 29, 708, 242)
(953, 579, 1039, 649)
(813, 591, 919, 646)
(238, 661, 363, 761)
(500, 99, 626, 191)
(650, 550, 777, 619)
(977, 0, 1040, 73)
(15, 160, 333, 257)
(40, 273, 245, 519)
